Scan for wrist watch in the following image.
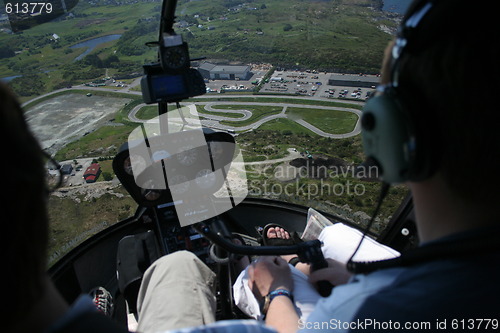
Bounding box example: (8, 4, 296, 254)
(262, 289, 293, 315)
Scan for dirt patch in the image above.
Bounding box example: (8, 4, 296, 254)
(25, 93, 130, 154)
(53, 182, 126, 203)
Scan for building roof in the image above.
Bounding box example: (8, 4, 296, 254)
(211, 65, 250, 75)
(84, 163, 101, 177)
(61, 164, 73, 174)
(199, 62, 250, 75)
(85, 175, 97, 183)
(199, 63, 216, 71)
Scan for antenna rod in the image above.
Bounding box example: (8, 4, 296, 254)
(160, 0, 178, 36)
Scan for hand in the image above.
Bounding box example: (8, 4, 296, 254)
(309, 258, 352, 287)
(248, 256, 293, 299)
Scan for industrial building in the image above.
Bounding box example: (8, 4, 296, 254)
(83, 163, 101, 183)
(198, 63, 251, 80)
(61, 164, 73, 175)
(328, 74, 380, 88)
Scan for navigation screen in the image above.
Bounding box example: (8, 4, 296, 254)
(152, 74, 186, 99)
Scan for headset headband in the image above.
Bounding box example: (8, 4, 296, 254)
(391, 1, 433, 88)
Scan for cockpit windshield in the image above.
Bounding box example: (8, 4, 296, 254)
(0, 0, 411, 266)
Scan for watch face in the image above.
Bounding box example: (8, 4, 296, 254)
(162, 45, 189, 70)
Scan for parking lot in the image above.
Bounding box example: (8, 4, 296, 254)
(56, 157, 98, 187)
(259, 70, 379, 100)
(198, 64, 381, 100)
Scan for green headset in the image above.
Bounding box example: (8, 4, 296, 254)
(361, 0, 438, 184)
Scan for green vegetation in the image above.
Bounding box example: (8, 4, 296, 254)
(179, 0, 395, 72)
(55, 124, 135, 161)
(134, 105, 158, 120)
(238, 129, 407, 231)
(216, 104, 282, 126)
(1, 0, 398, 99)
(259, 118, 318, 136)
(47, 186, 137, 266)
(239, 129, 364, 163)
(287, 107, 359, 134)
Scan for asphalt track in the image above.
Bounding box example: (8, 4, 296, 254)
(128, 101, 362, 139)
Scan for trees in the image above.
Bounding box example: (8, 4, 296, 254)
(84, 54, 103, 68)
(8, 74, 45, 97)
(0, 46, 15, 59)
(102, 172, 113, 181)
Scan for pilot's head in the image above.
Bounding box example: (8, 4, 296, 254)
(364, 0, 499, 207)
(0, 82, 49, 326)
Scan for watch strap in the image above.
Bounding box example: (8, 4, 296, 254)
(262, 289, 293, 315)
(288, 257, 300, 267)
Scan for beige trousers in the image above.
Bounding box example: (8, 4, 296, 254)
(136, 251, 217, 333)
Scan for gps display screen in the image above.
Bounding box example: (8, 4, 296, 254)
(152, 74, 186, 98)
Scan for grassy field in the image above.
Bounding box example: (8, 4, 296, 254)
(258, 117, 320, 136)
(134, 105, 159, 120)
(287, 107, 359, 134)
(216, 104, 283, 126)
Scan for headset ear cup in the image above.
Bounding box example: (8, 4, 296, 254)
(361, 92, 413, 183)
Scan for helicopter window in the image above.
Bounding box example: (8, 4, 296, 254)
(0, 0, 412, 266)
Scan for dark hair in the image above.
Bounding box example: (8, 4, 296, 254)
(0, 83, 49, 326)
(396, 0, 500, 205)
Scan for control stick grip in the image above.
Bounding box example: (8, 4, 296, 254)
(310, 256, 334, 297)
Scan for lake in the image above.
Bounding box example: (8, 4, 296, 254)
(383, 0, 413, 14)
(71, 34, 122, 61)
(0, 75, 22, 83)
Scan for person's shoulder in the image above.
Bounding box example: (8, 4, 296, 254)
(52, 311, 130, 333)
(350, 256, 500, 327)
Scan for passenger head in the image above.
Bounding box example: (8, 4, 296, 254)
(382, 0, 500, 206)
(0, 83, 49, 327)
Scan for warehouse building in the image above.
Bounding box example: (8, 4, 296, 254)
(328, 74, 380, 88)
(198, 63, 251, 80)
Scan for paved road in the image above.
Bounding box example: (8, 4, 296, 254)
(22, 83, 364, 107)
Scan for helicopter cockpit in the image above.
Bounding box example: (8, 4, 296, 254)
(2, 0, 421, 330)
(41, 0, 416, 328)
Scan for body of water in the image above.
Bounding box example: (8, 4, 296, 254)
(0, 34, 122, 81)
(0, 75, 22, 83)
(71, 34, 122, 61)
(383, 0, 413, 14)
